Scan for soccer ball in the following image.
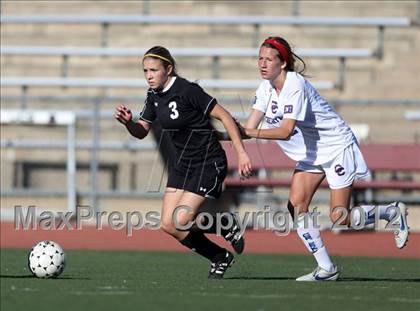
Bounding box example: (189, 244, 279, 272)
(28, 240, 66, 278)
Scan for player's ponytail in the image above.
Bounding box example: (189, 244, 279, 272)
(261, 37, 306, 75)
(143, 46, 178, 76)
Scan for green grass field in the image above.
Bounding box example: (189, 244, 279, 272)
(1, 249, 419, 311)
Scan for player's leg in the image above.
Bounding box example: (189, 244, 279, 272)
(189, 157, 245, 254)
(351, 202, 408, 248)
(390, 202, 409, 249)
(160, 187, 188, 239)
(290, 170, 339, 281)
(161, 187, 210, 240)
(330, 186, 352, 227)
(161, 188, 233, 278)
(298, 145, 361, 281)
(330, 143, 409, 248)
(177, 190, 236, 279)
(194, 210, 244, 254)
(332, 202, 409, 250)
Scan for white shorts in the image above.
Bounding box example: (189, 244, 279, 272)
(296, 143, 371, 189)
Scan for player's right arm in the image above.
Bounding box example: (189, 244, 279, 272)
(114, 104, 150, 139)
(242, 82, 267, 131)
(216, 107, 265, 140)
(245, 109, 264, 129)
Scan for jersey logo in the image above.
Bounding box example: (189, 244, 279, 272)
(335, 164, 346, 176)
(271, 101, 278, 114)
(154, 102, 158, 107)
(168, 101, 179, 120)
(284, 105, 293, 114)
(265, 116, 282, 124)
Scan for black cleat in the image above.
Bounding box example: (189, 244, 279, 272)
(208, 251, 235, 279)
(224, 213, 245, 254)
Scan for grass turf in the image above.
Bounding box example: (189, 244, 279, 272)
(1, 249, 420, 311)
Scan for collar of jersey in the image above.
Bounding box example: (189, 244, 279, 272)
(269, 71, 291, 97)
(159, 76, 177, 93)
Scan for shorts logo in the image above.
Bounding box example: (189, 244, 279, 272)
(271, 101, 278, 114)
(284, 105, 293, 114)
(335, 164, 345, 176)
(199, 187, 207, 192)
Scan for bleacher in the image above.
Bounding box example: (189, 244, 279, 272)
(223, 142, 420, 203)
(0, 46, 374, 90)
(1, 1, 419, 222)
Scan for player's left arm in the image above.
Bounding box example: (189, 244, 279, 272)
(210, 103, 252, 178)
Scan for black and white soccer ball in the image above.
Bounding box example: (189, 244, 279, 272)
(28, 240, 66, 278)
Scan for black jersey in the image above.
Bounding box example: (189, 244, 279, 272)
(139, 77, 225, 164)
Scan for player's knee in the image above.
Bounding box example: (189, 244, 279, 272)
(288, 199, 309, 217)
(174, 214, 194, 231)
(161, 215, 194, 236)
(160, 219, 178, 236)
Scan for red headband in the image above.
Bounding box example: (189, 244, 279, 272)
(263, 39, 289, 64)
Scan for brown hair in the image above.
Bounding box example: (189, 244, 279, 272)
(143, 46, 177, 76)
(261, 37, 306, 75)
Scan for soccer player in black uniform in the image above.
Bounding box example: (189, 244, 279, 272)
(115, 46, 252, 278)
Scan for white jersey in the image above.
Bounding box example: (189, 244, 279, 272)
(252, 72, 356, 165)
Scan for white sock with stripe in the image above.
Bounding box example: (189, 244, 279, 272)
(296, 214, 334, 271)
(352, 204, 398, 227)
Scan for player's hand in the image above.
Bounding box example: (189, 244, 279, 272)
(114, 104, 133, 125)
(238, 151, 252, 179)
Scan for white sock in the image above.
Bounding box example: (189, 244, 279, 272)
(297, 214, 334, 271)
(352, 204, 398, 227)
(352, 205, 375, 226)
(378, 204, 398, 221)
(313, 246, 334, 272)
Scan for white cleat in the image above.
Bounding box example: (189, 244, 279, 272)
(392, 202, 409, 249)
(296, 265, 339, 282)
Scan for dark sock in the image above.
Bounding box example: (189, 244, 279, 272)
(180, 231, 225, 262)
(191, 213, 233, 236)
(287, 200, 295, 221)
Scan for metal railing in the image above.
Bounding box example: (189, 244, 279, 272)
(1, 14, 413, 53)
(1, 46, 374, 86)
(1, 77, 335, 109)
(1, 76, 335, 89)
(1, 110, 77, 213)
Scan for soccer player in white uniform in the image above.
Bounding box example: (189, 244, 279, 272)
(240, 36, 409, 281)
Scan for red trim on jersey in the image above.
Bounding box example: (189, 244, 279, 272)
(263, 39, 290, 64)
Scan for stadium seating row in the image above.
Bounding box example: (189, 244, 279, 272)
(0, 76, 335, 90)
(2, 15, 411, 44)
(222, 142, 420, 203)
(1, 46, 374, 87)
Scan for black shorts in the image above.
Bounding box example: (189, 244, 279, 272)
(167, 155, 228, 199)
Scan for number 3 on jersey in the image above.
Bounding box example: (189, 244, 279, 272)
(168, 101, 179, 120)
